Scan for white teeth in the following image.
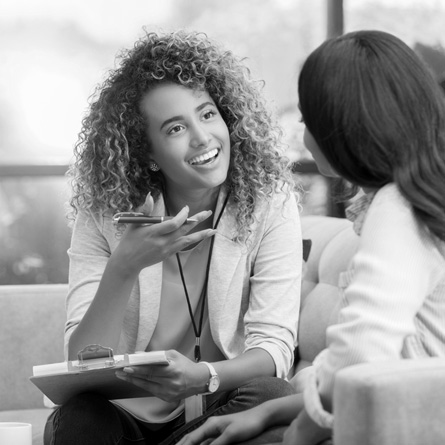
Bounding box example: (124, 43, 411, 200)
(188, 148, 219, 165)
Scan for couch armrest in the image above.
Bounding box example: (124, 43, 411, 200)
(0, 284, 67, 411)
(334, 358, 445, 445)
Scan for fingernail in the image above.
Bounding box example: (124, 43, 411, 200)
(123, 367, 134, 374)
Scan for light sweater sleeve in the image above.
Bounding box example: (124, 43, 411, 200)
(64, 210, 111, 357)
(315, 185, 444, 407)
(243, 188, 302, 377)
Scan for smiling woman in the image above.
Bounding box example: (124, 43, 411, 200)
(140, 84, 231, 199)
(44, 30, 303, 445)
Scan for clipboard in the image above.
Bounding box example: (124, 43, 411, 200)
(30, 344, 169, 405)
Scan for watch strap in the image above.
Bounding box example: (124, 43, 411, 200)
(200, 361, 219, 393)
(200, 361, 217, 378)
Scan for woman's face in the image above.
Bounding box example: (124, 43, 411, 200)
(303, 128, 339, 178)
(141, 83, 231, 194)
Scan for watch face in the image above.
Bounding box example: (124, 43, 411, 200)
(208, 375, 220, 393)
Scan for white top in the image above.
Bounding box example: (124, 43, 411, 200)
(114, 239, 224, 424)
(306, 183, 445, 427)
(149, 239, 223, 363)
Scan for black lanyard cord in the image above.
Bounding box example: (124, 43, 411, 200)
(175, 237, 213, 362)
(170, 191, 230, 362)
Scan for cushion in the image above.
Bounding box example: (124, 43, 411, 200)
(298, 217, 358, 367)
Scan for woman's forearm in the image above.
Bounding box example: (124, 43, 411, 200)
(262, 393, 304, 427)
(67, 255, 139, 359)
(210, 348, 276, 392)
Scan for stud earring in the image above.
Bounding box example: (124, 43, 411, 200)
(149, 161, 160, 172)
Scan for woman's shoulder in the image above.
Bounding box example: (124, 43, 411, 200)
(361, 184, 445, 277)
(247, 183, 301, 241)
(374, 182, 403, 201)
(363, 183, 442, 252)
(368, 183, 412, 220)
(72, 207, 116, 236)
(254, 182, 299, 217)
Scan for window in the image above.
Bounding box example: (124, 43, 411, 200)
(2, 0, 443, 284)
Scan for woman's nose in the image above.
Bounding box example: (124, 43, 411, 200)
(190, 124, 211, 148)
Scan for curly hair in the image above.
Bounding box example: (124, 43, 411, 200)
(68, 29, 296, 241)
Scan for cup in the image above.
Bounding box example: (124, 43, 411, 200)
(0, 422, 32, 445)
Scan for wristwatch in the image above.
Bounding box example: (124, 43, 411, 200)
(200, 361, 220, 394)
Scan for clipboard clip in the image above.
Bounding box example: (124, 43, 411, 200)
(72, 344, 118, 372)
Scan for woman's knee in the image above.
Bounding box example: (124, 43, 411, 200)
(243, 376, 296, 402)
(58, 393, 116, 424)
(44, 393, 131, 444)
(228, 376, 296, 412)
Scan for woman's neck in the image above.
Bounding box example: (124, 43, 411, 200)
(362, 186, 378, 195)
(164, 186, 221, 218)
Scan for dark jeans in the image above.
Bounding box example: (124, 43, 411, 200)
(44, 376, 296, 445)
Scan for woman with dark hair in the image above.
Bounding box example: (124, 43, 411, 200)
(180, 29, 445, 445)
(44, 30, 302, 444)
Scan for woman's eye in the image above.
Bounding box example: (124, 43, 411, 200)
(203, 110, 217, 120)
(168, 125, 183, 134)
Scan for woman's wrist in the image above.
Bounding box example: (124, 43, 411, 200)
(249, 399, 280, 429)
(263, 394, 304, 427)
(192, 362, 213, 394)
(107, 252, 141, 280)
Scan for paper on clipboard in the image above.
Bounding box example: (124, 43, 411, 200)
(30, 344, 169, 405)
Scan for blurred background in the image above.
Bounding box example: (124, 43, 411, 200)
(1, 0, 444, 284)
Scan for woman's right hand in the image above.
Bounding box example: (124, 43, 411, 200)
(112, 194, 215, 276)
(177, 407, 269, 445)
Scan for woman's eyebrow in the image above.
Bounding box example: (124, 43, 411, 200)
(160, 115, 183, 130)
(196, 101, 215, 112)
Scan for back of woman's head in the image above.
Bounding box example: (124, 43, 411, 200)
(299, 30, 445, 241)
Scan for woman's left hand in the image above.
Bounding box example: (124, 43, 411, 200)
(115, 350, 207, 402)
(282, 409, 331, 445)
(177, 408, 268, 445)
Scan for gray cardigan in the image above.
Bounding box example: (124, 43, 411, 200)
(65, 187, 302, 378)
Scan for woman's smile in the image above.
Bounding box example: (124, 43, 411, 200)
(188, 148, 220, 166)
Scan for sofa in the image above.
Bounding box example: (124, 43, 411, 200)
(1, 215, 444, 445)
(0, 283, 66, 444)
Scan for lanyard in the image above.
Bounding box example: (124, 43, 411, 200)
(171, 192, 230, 362)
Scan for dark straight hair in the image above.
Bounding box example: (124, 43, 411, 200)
(298, 30, 445, 242)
